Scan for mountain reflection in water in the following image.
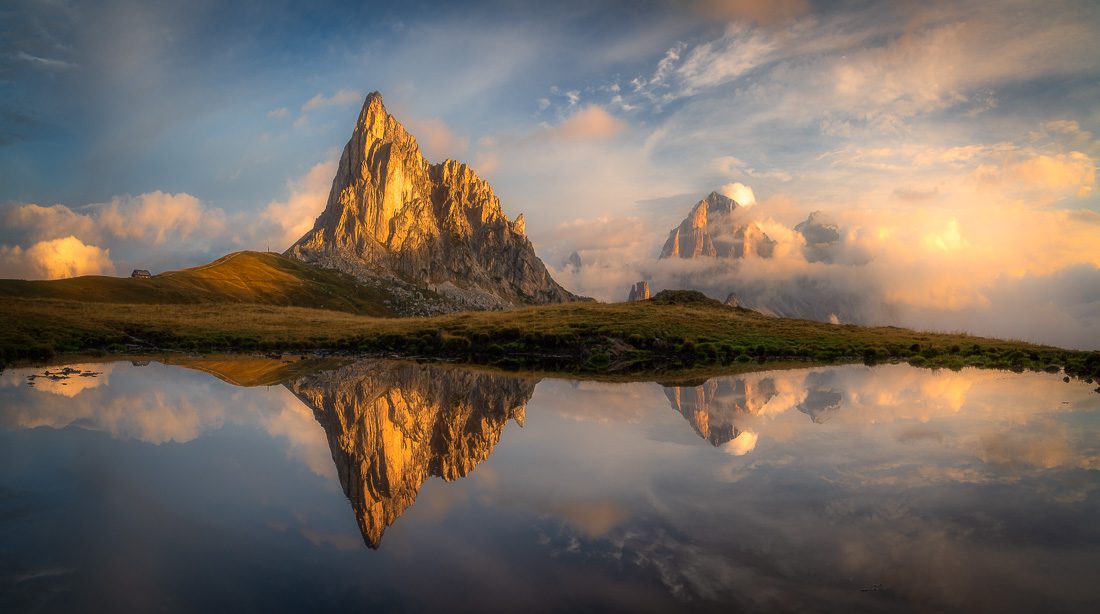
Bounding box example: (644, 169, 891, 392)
(1, 359, 1098, 612)
(287, 361, 534, 547)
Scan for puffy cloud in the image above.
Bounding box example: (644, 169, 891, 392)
(720, 430, 758, 456)
(300, 89, 363, 113)
(1004, 152, 1095, 198)
(261, 159, 338, 250)
(98, 191, 222, 246)
(2, 362, 334, 478)
(922, 218, 966, 253)
(1, 203, 98, 243)
(0, 236, 115, 279)
(545, 105, 626, 141)
(544, 179, 1100, 347)
(720, 182, 756, 206)
(0, 190, 230, 279)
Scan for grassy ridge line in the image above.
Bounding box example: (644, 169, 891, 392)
(2, 291, 1098, 381)
(0, 251, 394, 316)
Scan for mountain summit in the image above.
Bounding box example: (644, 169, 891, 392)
(659, 191, 775, 260)
(287, 92, 576, 312)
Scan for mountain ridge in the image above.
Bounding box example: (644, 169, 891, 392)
(659, 191, 776, 260)
(287, 92, 578, 312)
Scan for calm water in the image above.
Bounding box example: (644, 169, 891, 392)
(1, 359, 1098, 613)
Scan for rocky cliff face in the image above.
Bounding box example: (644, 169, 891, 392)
(663, 376, 778, 446)
(659, 192, 776, 260)
(287, 92, 577, 312)
(627, 280, 650, 301)
(287, 360, 536, 548)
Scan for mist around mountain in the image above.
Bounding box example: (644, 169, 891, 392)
(550, 190, 1100, 350)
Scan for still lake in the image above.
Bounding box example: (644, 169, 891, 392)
(1, 358, 1098, 612)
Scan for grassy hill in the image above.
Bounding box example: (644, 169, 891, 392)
(2, 289, 1098, 382)
(0, 251, 394, 316)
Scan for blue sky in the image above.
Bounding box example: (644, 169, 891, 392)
(2, 0, 1099, 346)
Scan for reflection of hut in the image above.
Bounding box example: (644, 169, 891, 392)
(131, 269, 151, 279)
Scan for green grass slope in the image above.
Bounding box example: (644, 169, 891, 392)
(2, 289, 1098, 383)
(0, 251, 393, 316)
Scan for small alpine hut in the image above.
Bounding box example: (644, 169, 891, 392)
(131, 269, 151, 279)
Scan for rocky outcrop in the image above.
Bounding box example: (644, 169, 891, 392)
(795, 211, 841, 263)
(723, 292, 740, 308)
(628, 280, 650, 301)
(663, 376, 778, 446)
(287, 360, 537, 548)
(287, 92, 577, 313)
(659, 191, 776, 260)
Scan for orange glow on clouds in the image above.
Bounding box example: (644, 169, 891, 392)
(0, 235, 115, 280)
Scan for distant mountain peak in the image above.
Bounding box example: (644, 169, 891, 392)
(659, 191, 774, 260)
(287, 91, 576, 312)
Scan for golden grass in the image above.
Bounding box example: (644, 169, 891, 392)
(2, 290, 1096, 380)
(0, 251, 393, 316)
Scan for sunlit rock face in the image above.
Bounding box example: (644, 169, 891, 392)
(286, 361, 536, 548)
(663, 377, 778, 446)
(659, 192, 776, 260)
(287, 92, 577, 312)
(627, 280, 650, 301)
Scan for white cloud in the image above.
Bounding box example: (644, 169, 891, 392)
(721, 430, 759, 456)
(540, 106, 627, 141)
(720, 182, 756, 206)
(301, 89, 363, 113)
(0, 236, 115, 280)
(98, 191, 224, 246)
(261, 159, 338, 251)
(16, 51, 76, 70)
(0, 191, 230, 279)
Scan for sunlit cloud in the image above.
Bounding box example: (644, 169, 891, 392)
(719, 181, 755, 206)
(260, 158, 338, 250)
(720, 430, 758, 456)
(0, 236, 115, 280)
(98, 191, 222, 246)
(542, 105, 627, 141)
(405, 116, 469, 160)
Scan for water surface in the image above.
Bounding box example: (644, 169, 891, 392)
(1, 359, 1098, 612)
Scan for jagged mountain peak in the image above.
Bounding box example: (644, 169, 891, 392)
(287, 91, 576, 313)
(659, 191, 774, 260)
(703, 190, 738, 209)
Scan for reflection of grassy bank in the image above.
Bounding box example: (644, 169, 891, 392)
(2, 291, 1098, 382)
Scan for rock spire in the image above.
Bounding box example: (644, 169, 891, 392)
(659, 191, 776, 260)
(287, 91, 577, 312)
